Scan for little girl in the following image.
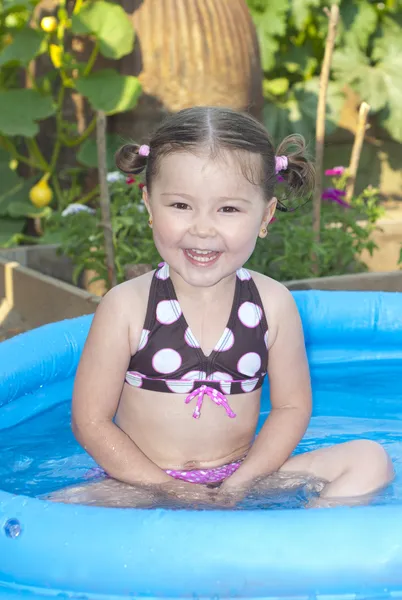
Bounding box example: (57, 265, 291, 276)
(49, 106, 393, 509)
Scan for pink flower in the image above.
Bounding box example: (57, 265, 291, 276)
(325, 166, 345, 177)
(126, 176, 136, 185)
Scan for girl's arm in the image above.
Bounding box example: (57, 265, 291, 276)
(221, 284, 312, 488)
(71, 284, 172, 486)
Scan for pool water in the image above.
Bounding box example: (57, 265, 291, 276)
(1, 364, 402, 510)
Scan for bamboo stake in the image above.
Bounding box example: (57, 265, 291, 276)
(345, 102, 371, 203)
(312, 4, 340, 244)
(96, 110, 117, 289)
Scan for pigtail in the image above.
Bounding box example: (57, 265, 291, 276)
(115, 143, 149, 175)
(275, 134, 315, 208)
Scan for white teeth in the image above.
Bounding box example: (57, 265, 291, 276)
(185, 249, 218, 263)
(190, 249, 213, 255)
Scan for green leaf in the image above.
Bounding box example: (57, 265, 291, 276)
(7, 200, 50, 218)
(375, 15, 402, 47)
(75, 69, 142, 115)
(77, 133, 125, 169)
(0, 89, 55, 137)
(291, 0, 321, 31)
(0, 217, 25, 234)
(39, 230, 63, 245)
(0, 159, 21, 199)
(294, 78, 344, 133)
(263, 78, 344, 142)
(0, 176, 36, 217)
(373, 37, 402, 142)
(332, 43, 388, 111)
(71, 1, 134, 60)
(372, 36, 402, 90)
(0, 28, 45, 67)
(340, 1, 378, 49)
(4, 0, 40, 10)
(263, 77, 289, 97)
(334, 35, 402, 141)
(282, 43, 318, 77)
(263, 99, 311, 142)
(251, 1, 289, 71)
(0, 217, 25, 247)
(259, 37, 280, 72)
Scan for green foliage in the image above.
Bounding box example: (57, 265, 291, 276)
(246, 185, 384, 281)
(75, 69, 142, 115)
(0, 148, 50, 246)
(0, 89, 55, 136)
(0, 0, 141, 246)
(0, 28, 45, 67)
(247, 0, 402, 143)
(77, 133, 124, 170)
(45, 176, 160, 286)
(71, 1, 134, 60)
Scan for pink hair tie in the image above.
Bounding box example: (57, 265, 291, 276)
(275, 155, 288, 173)
(138, 144, 150, 157)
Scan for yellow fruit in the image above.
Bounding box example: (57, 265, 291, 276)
(9, 159, 18, 170)
(29, 178, 53, 208)
(40, 16, 58, 32)
(49, 44, 62, 68)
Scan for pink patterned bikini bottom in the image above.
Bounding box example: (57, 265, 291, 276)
(165, 460, 242, 485)
(87, 460, 242, 486)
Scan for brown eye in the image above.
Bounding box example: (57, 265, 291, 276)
(220, 206, 239, 213)
(172, 202, 190, 210)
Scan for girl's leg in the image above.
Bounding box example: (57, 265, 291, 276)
(46, 477, 220, 509)
(278, 439, 394, 506)
(46, 478, 162, 508)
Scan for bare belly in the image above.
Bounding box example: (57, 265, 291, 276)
(114, 383, 261, 470)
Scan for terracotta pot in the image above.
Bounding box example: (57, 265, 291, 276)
(113, 0, 263, 140)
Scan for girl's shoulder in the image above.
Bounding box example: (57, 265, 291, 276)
(95, 269, 155, 328)
(247, 269, 300, 338)
(247, 269, 290, 302)
(104, 269, 155, 306)
(96, 270, 156, 355)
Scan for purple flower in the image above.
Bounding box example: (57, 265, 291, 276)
(325, 166, 345, 177)
(322, 188, 350, 208)
(277, 175, 285, 183)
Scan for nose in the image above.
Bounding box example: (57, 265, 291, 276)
(189, 213, 216, 239)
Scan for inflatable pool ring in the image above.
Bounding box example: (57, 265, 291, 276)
(1, 290, 402, 600)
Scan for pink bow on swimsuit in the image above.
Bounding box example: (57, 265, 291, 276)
(185, 385, 236, 419)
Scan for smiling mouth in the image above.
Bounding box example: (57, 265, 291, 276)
(183, 248, 221, 265)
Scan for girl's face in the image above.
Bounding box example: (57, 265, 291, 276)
(143, 150, 276, 288)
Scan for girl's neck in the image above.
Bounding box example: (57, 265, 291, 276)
(168, 266, 238, 304)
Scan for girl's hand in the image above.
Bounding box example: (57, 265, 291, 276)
(213, 481, 249, 508)
(159, 480, 220, 507)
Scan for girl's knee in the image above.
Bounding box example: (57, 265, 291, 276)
(351, 439, 394, 484)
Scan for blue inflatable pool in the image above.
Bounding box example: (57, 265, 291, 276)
(1, 290, 402, 600)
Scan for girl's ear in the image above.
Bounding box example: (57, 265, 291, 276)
(265, 196, 277, 223)
(259, 197, 277, 239)
(142, 187, 152, 219)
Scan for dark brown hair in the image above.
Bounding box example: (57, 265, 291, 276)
(115, 106, 315, 211)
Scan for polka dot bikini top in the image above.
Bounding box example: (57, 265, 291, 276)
(125, 263, 269, 419)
